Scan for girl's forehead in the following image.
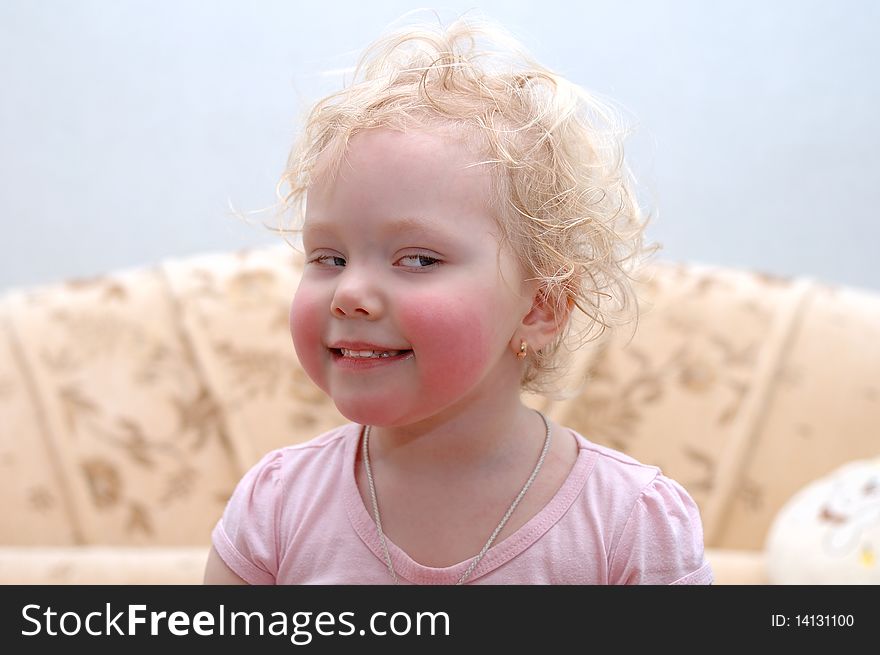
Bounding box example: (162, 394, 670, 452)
(308, 127, 495, 210)
(344, 126, 483, 170)
(301, 126, 512, 251)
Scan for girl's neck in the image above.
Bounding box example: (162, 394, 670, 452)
(364, 395, 544, 477)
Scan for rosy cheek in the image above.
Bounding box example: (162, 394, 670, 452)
(398, 293, 492, 391)
(289, 285, 328, 392)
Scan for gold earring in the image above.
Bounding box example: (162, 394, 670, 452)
(516, 340, 527, 359)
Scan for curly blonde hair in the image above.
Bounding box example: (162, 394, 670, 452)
(276, 14, 655, 398)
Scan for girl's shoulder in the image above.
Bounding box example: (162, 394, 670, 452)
(563, 427, 711, 584)
(254, 421, 360, 473)
(285, 421, 360, 454)
(228, 422, 361, 504)
(565, 426, 663, 488)
(563, 426, 701, 523)
(219, 422, 360, 530)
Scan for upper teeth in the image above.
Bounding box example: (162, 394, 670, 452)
(340, 349, 403, 358)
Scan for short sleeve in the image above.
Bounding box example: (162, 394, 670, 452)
(609, 474, 714, 585)
(211, 449, 284, 585)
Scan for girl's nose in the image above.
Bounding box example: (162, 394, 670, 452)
(330, 270, 383, 319)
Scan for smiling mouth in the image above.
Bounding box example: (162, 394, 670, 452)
(330, 348, 413, 359)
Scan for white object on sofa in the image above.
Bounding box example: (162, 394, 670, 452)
(765, 457, 880, 584)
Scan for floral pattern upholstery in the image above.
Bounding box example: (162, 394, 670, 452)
(1, 244, 877, 581)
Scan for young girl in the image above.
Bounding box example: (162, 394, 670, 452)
(205, 15, 712, 585)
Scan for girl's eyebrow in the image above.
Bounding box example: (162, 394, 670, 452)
(304, 216, 452, 239)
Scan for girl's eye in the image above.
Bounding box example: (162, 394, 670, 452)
(398, 254, 440, 268)
(311, 255, 346, 267)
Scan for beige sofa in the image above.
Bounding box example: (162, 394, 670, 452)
(1, 244, 877, 584)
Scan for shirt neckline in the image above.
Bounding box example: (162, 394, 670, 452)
(342, 422, 596, 584)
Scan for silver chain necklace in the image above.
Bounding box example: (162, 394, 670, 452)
(362, 410, 552, 585)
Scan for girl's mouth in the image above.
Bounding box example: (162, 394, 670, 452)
(329, 348, 414, 369)
(335, 348, 407, 358)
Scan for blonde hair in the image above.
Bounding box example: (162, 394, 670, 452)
(276, 14, 656, 398)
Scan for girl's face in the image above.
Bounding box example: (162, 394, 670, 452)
(290, 127, 535, 428)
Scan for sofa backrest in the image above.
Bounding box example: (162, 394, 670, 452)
(1, 244, 877, 549)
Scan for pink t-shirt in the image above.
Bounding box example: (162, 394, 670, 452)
(212, 422, 713, 585)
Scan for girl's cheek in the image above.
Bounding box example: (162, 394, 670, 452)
(399, 294, 492, 386)
(289, 286, 328, 391)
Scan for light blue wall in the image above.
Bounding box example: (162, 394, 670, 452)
(2, 0, 878, 291)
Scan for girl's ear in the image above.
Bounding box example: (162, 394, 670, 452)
(519, 285, 571, 352)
